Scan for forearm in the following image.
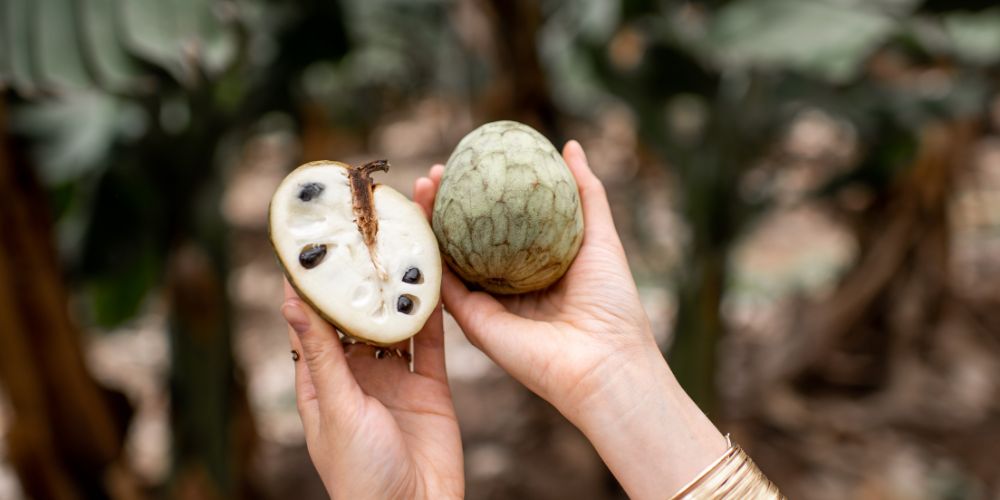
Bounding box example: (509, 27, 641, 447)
(567, 345, 728, 499)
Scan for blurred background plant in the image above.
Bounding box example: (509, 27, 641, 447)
(1, 0, 999, 498)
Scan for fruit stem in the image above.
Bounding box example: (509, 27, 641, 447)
(349, 160, 390, 280)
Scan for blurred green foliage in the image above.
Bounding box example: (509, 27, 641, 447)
(567, 0, 1000, 410)
(2, 0, 999, 494)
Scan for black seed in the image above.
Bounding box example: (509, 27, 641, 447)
(402, 267, 422, 284)
(299, 244, 328, 268)
(298, 182, 325, 202)
(396, 295, 414, 314)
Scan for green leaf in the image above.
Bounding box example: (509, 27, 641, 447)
(10, 92, 124, 183)
(199, 15, 238, 76)
(120, 0, 236, 84)
(3, 0, 40, 94)
(705, 0, 895, 82)
(120, 0, 188, 80)
(175, 0, 237, 75)
(85, 245, 159, 328)
(0, 2, 8, 89)
(77, 156, 164, 328)
(35, 0, 95, 90)
(79, 0, 142, 90)
(943, 8, 1000, 65)
(825, 0, 921, 16)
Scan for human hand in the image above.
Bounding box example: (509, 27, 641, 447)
(413, 140, 725, 499)
(281, 280, 463, 499)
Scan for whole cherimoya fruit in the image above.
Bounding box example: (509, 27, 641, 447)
(269, 160, 441, 345)
(432, 121, 584, 294)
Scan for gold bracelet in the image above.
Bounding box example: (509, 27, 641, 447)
(670, 435, 784, 499)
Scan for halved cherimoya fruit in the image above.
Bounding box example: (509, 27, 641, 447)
(269, 160, 441, 346)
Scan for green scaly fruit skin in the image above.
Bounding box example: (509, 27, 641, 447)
(432, 121, 584, 294)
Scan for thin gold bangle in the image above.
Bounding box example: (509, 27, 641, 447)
(670, 435, 784, 499)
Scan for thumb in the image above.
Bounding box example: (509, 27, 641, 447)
(563, 140, 619, 244)
(413, 165, 443, 218)
(440, 269, 548, 368)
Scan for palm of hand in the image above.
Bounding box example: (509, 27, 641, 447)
(317, 354, 459, 498)
(491, 241, 652, 411)
(499, 235, 643, 329)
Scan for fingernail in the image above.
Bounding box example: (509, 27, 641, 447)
(567, 140, 585, 159)
(282, 301, 310, 334)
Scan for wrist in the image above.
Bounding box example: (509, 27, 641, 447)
(566, 341, 727, 499)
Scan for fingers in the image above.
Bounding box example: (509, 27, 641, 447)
(284, 282, 321, 434)
(282, 280, 364, 427)
(440, 268, 524, 352)
(413, 164, 453, 382)
(429, 164, 444, 187)
(413, 164, 444, 220)
(339, 340, 413, 400)
(413, 176, 436, 219)
(412, 302, 448, 382)
(286, 324, 320, 435)
(562, 140, 619, 242)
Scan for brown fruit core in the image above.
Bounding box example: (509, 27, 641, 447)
(349, 159, 390, 280)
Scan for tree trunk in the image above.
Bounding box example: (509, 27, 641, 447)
(141, 86, 260, 499)
(738, 120, 999, 497)
(0, 98, 142, 499)
(670, 249, 725, 418)
(479, 0, 561, 140)
(774, 120, 977, 385)
(166, 238, 258, 500)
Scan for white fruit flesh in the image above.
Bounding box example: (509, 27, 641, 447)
(269, 161, 441, 345)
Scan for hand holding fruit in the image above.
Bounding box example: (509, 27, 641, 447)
(273, 159, 461, 499)
(414, 137, 727, 499)
(416, 135, 650, 421)
(281, 283, 463, 499)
